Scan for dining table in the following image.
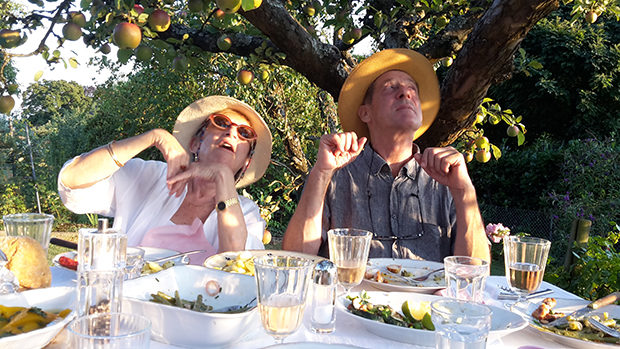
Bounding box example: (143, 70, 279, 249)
(46, 266, 590, 349)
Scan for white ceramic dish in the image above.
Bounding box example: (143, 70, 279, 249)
(264, 343, 363, 349)
(123, 265, 259, 348)
(203, 249, 325, 275)
(0, 287, 77, 349)
(512, 297, 620, 348)
(363, 258, 446, 294)
(337, 291, 527, 347)
(53, 247, 189, 271)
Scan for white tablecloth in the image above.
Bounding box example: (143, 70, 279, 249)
(50, 268, 585, 348)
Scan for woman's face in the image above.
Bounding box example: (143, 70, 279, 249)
(191, 112, 255, 173)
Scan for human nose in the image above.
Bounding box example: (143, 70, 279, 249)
(397, 85, 419, 106)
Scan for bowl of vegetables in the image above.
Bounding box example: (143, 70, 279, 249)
(122, 265, 259, 348)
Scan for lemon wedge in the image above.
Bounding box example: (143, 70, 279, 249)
(402, 300, 431, 322)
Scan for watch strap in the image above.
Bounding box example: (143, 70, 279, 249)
(217, 197, 240, 212)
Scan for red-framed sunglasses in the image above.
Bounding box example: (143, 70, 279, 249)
(207, 114, 257, 141)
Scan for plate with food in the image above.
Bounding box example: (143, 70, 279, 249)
(204, 249, 325, 276)
(53, 247, 189, 273)
(123, 265, 260, 348)
(338, 291, 527, 347)
(362, 258, 446, 293)
(512, 297, 620, 348)
(0, 287, 76, 349)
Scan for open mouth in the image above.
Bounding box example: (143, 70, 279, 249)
(219, 141, 235, 153)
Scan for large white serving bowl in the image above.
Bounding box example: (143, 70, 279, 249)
(337, 291, 528, 347)
(0, 287, 77, 349)
(123, 265, 259, 348)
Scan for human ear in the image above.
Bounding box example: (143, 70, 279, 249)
(189, 136, 200, 153)
(358, 105, 371, 123)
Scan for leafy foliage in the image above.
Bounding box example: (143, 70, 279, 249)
(489, 8, 620, 142)
(546, 224, 620, 300)
(21, 80, 94, 127)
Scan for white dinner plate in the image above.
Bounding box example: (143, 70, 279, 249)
(204, 249, 325, 275)
(512, 297, 620, 348)
(362, 258, 445, 294)
(123, 265, 260, 348)
(0, 287, 77, 349)
(337, 291, 528, 347)
(53, 247, 188, 272)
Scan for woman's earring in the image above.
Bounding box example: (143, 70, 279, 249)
(193, 153, 199, 162)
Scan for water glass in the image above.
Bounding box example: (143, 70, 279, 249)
(444, 256, 489, 303)
(254, 255, 313, 344)
(503, 236, 551, 299)
(3, 213, 54, 253)
(431, 299, 493, 349)
(125, 247, 145, 280)
(327, 228, 372, 294)
(69, 313, 151, 348)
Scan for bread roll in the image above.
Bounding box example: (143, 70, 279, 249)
(0, 236, 52, 289)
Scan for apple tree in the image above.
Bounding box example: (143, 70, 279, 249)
(2, 0, 620, 151)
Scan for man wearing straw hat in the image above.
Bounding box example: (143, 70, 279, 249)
(282, 49, 490, 262)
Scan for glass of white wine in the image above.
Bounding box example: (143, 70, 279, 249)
(253, 255, 313, 344)
(327, 228, 373, 295)
(503, 235, 551, 307)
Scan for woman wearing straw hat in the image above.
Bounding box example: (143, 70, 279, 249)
(282, 49, 489, 262)
(58, 96, 272, 264)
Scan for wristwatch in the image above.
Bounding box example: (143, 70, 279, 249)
(216, 197, 240, 212)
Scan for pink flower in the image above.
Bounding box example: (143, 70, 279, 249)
(485, 223, 511, 243)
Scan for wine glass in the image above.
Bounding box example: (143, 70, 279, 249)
(327, 228, 372, 295)
(253, 255, 313, 345)
(503, 235, 551, 307)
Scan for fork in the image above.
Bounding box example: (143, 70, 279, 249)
(410, 268, 445, 282)
(589, 318, 620, 338)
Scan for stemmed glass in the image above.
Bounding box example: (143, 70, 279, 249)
(503, 235, 551, 307)
(253, 255, 313, 345)
(327, 228, 373, 295)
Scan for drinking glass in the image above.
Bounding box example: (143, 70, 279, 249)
(125, 247, 145, 280)
(3, 213, 54, 253)
(68, 312, 151, 348)
(444, 256, 489, 303)
(254, 255, 313, 344)
(503, 236, 551, 305)
(431, 299, 493, 349)
(327, 228, 372, 294)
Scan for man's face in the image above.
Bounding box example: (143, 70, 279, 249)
(359, 70, 422, 135)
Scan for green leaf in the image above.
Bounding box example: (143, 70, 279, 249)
(117, 49, 133, 63)
(517, 132, 525, 146)
(528, 60, 543, 70)
(34, 71, 44, 81)
(374, 13, 383, 28)
(115, 0, 122, 10)
(482, 97, 493, 103)
(81, 0, 91, 10)
(69, 57, 78, 68)
(42, 51, 49, 60)
(151, 40, 169, 49)
(53, 50, 61, 58)
(491, 144, 502, 159)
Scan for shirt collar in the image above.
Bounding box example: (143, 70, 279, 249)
(363, 142, 421, 178)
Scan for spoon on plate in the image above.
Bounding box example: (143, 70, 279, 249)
(210, 297, 257, 314)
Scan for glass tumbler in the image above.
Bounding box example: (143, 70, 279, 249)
(3, 213, 54, 253)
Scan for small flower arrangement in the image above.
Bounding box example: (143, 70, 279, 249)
(486, 223, 511, 243)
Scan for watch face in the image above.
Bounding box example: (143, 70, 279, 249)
(217, 201, 226, 211)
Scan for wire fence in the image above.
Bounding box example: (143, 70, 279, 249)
(480, 204, 556, 242)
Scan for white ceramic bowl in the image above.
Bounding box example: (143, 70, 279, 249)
(0, 287, 77, 349)
(337, 291, 527, 347)
(123, 265, 259, 348)
(363, 258, 446, 294)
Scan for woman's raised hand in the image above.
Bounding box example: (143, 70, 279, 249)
(152, 129, 191, 182)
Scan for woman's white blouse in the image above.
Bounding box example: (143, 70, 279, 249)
(58, 157, 266, 250)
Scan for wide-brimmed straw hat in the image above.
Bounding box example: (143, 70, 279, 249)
(337, 48, 441, 141)
(173, 96, 272, 188)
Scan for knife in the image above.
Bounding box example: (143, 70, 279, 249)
(498, 288, 553, 300)
(545, 291, 620, 328)
(50, 237, 78, 250)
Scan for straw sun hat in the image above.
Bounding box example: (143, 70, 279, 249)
(337, 48, 441, 141)
(172, 96, 272, 188)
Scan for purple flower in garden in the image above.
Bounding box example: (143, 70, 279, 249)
(553, 215, 559, 219)
(485, 223, 511, 243)
(589, 215, 595, 221)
